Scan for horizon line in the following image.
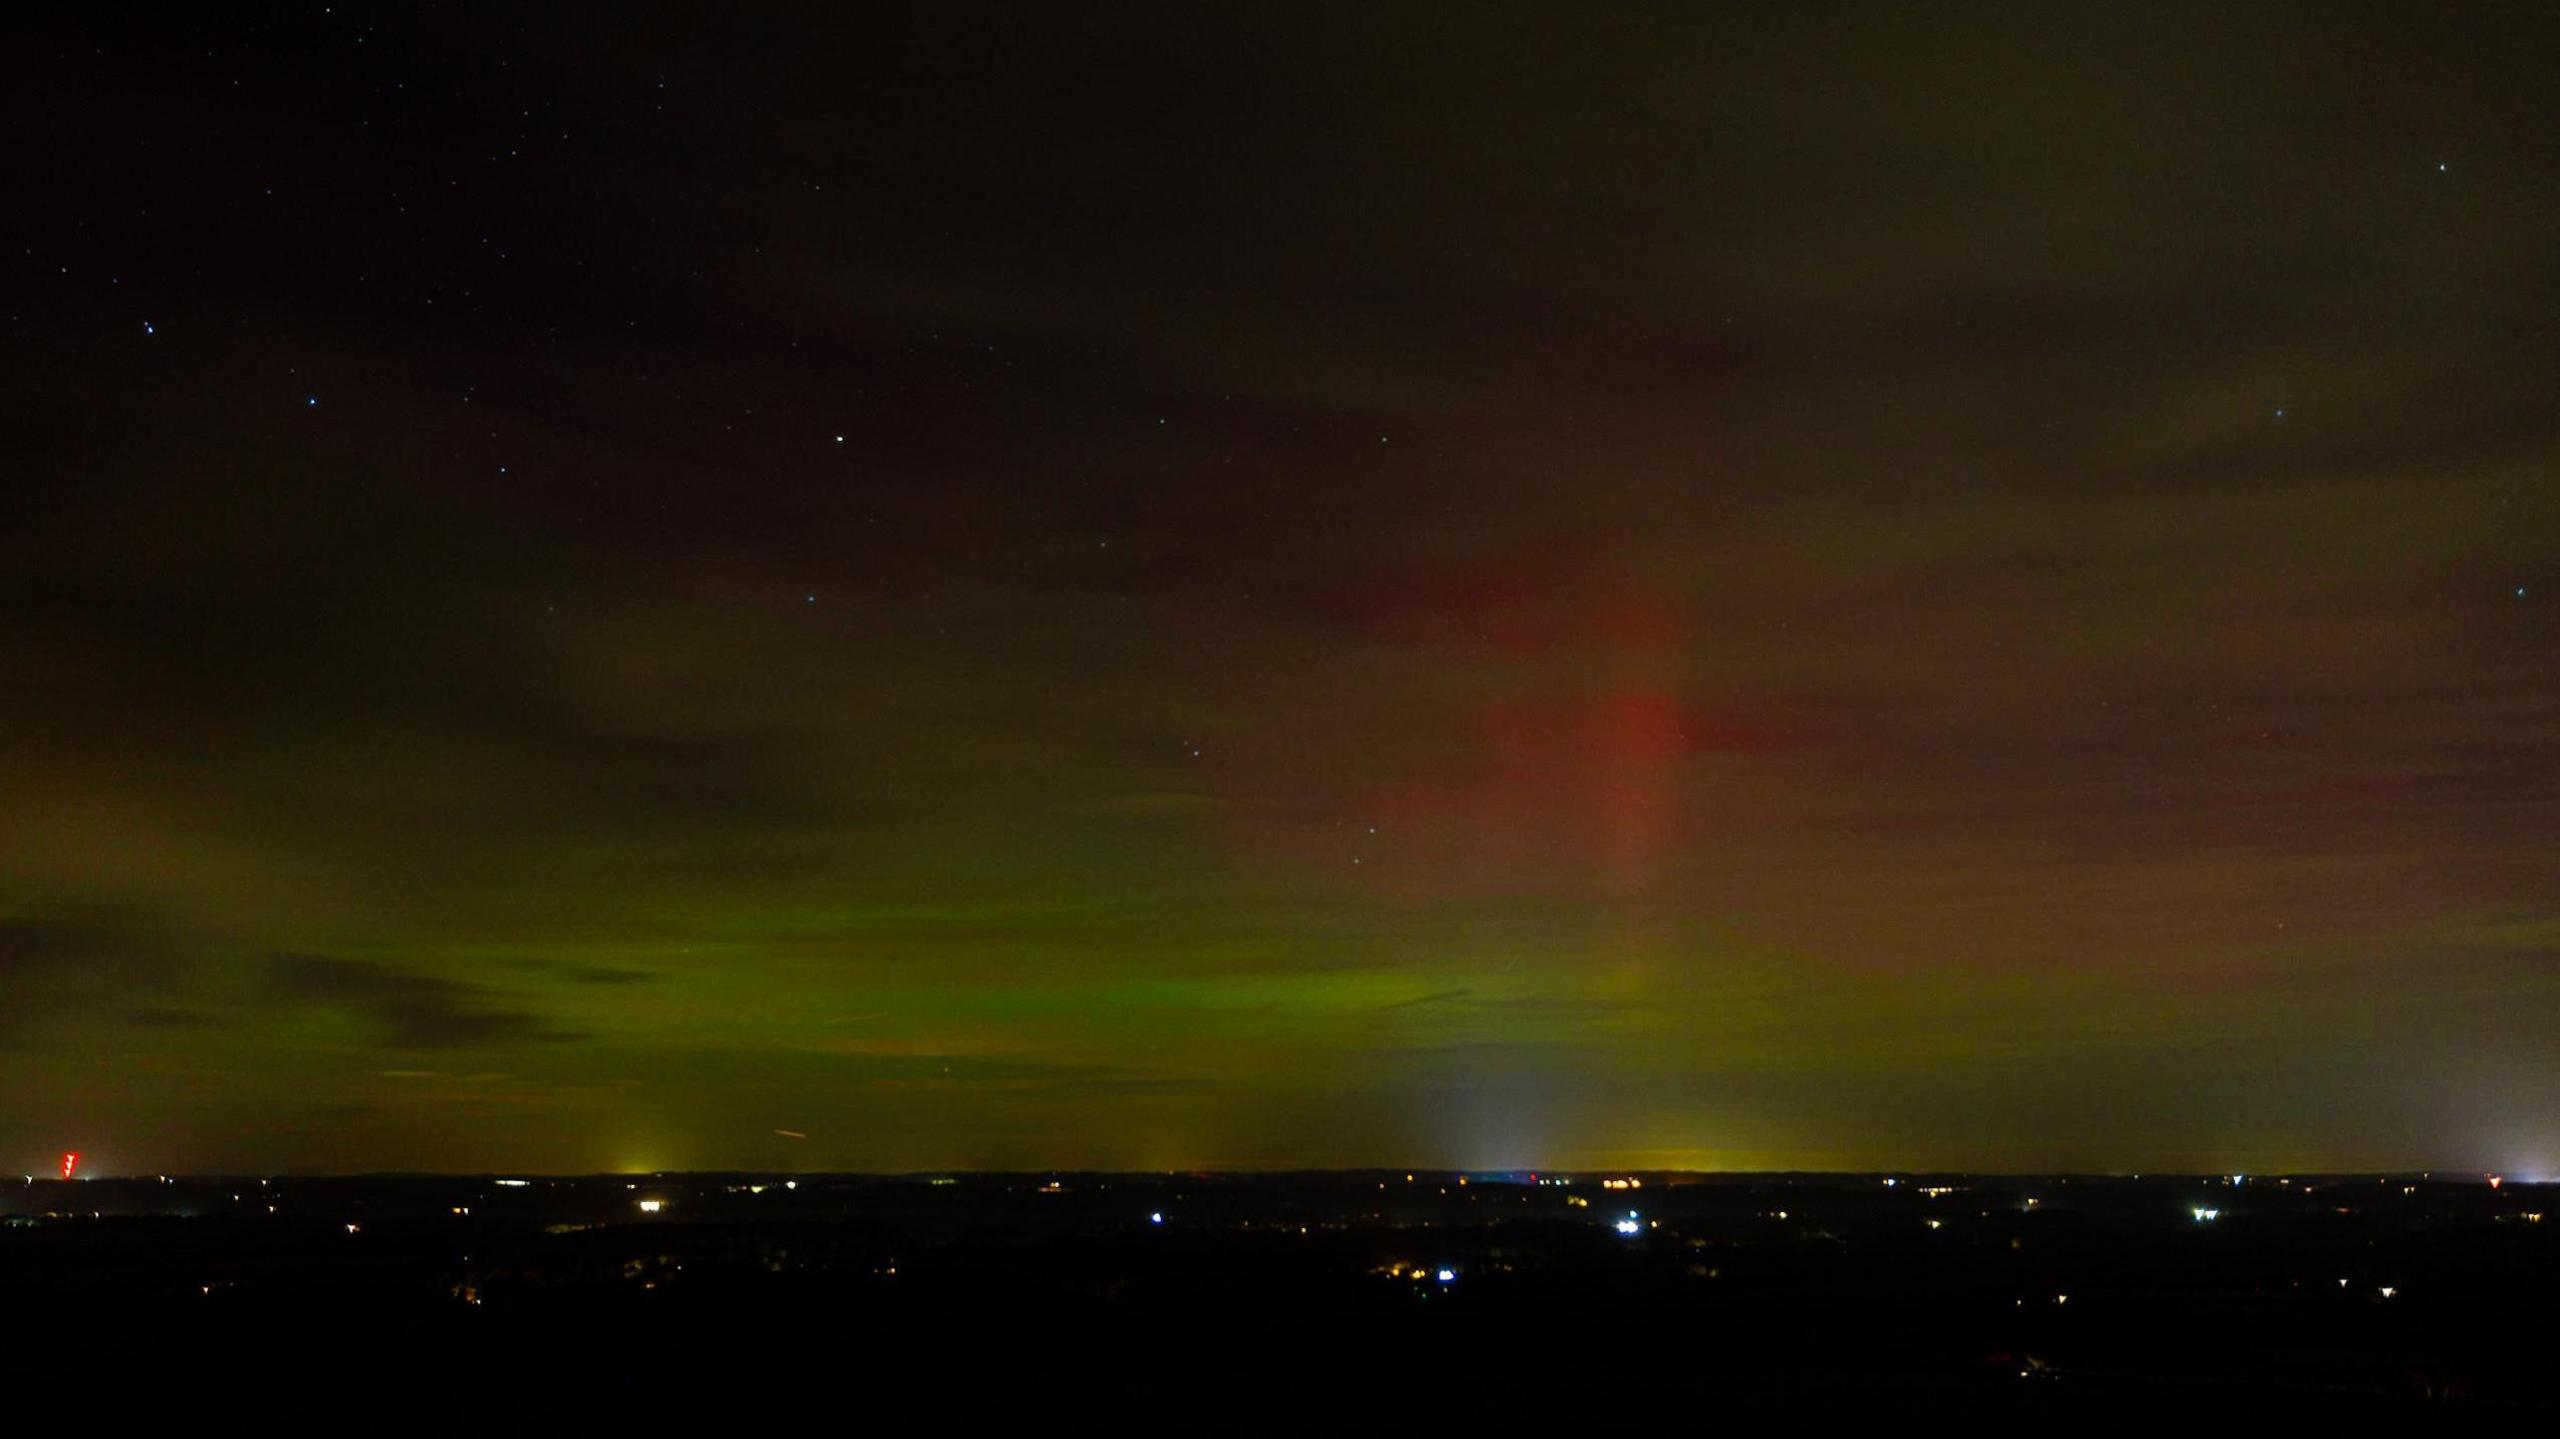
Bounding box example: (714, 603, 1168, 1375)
(23, 1166, 2530, 1183)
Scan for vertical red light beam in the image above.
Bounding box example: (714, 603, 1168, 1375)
(60, 1152, 79, 1181)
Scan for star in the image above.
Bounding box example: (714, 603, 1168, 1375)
(305, 395, 317, 407)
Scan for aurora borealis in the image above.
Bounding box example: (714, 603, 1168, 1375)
(5, 3, 2558, 1176)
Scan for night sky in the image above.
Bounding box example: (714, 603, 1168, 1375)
(6, 3, 2558, 1177)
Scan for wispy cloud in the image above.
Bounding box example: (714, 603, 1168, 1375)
(270, 955, 580, 1049)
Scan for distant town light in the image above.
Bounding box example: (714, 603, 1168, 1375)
(1436, 1268, 1456, 1283)
(1614, 1217, 1642, 1236)
(494, 1179, 530, 1188)
(1150, 1211, 1164, 1224)
(2192, 1207, 2220, 1222)
(638, 1199, 664, 1213)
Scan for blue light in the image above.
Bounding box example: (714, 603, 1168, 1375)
(1149, 1211, 1163, 1224)
(1435, 1268, 1455, 1283)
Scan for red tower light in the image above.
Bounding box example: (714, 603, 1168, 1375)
(60, 1152, 79, 1181)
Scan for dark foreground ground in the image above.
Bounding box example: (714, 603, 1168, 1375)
(3, 1170, 2549, 1429)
